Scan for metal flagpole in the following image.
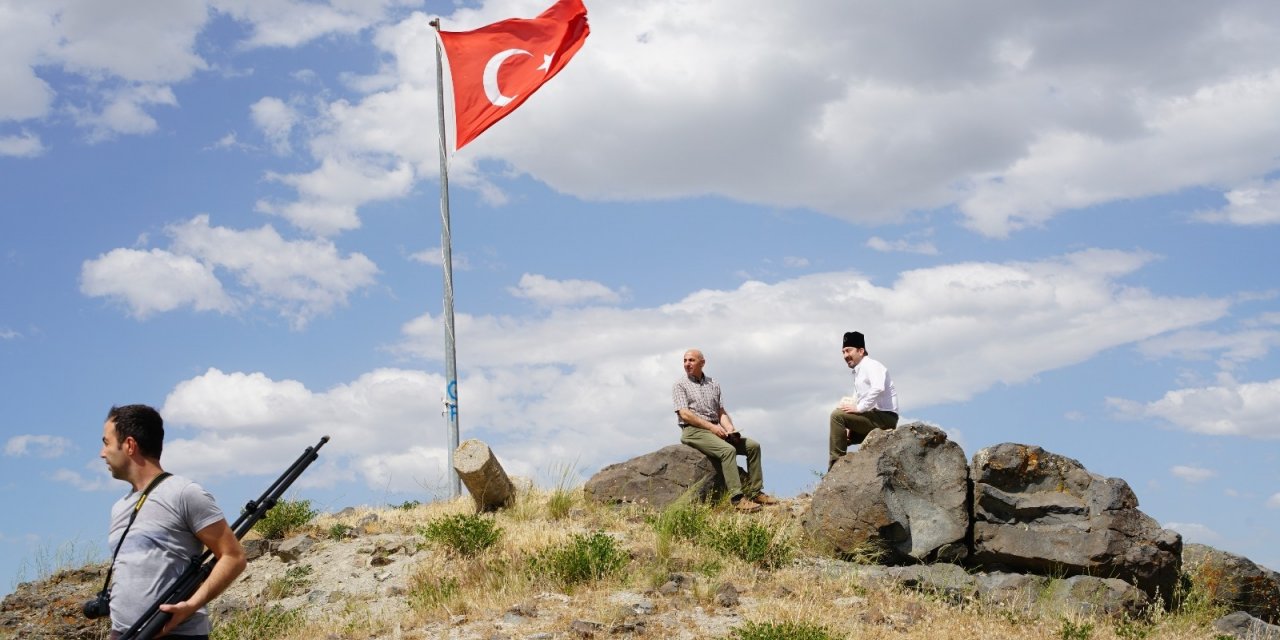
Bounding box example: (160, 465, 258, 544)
(431, 18, 461, 499)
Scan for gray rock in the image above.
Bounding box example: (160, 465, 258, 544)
(242, 538, 271, 562)
(1213, 611, 1280, 640)
(802, 423, 970, 563)
(974, 572, 1049, 609)
(1038, 575, 1149, 618)
(970, 443, 1181, 601)
(1184, 543, 1280, 623)
(714, 582, 740, 607)
(584, 445, 737, 509)
(274, 534, 316, 563)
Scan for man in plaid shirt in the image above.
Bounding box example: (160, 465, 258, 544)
(672, 349, 779, 512)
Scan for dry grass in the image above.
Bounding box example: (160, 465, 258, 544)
(211, 484, 1228, 640)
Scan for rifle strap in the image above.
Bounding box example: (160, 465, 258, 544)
(97, 472, 172, 599)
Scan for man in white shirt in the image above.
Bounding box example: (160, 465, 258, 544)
(829, 331, 899, 469)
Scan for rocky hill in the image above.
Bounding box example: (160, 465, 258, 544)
(3, 488, 1279, 640)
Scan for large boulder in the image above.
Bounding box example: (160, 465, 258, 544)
(970, 443, 1182, 602)
(803, 422, 970, 563)
(584, 445, 731, 509)
(1184, 543, 1280, 624)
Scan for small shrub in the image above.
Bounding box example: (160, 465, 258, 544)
(1059, 618, 1093, 640)
(252, 499, 317, 540)
(419, 513, 502, 557)
(327, 523, 354, 540)
(546, 462, 580, 520)
(652, 501, 714, 542)
(210, 604, 304, 640)
(728, 620, 841, 640)
(391, 499, 421, 510)
(705, 518, 794, 569)
(529, 531, 628, 590)
(1113, 616, 1150, 640)
(547, 488, 575, 520)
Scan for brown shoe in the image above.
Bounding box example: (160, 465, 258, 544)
(752, 492, 780, 506)
(733, 497, 762, 513)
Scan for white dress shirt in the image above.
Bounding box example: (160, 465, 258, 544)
(852, 356, 898, 413)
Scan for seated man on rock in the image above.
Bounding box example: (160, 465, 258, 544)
(829, 330, 899, 469)
(672, 348, 778, 513)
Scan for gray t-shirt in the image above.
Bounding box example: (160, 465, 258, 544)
(107, 474, 226, 635)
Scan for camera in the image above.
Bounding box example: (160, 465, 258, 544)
(82, 592, 110, 619)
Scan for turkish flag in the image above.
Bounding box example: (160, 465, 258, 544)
(438, 0, 590, 151)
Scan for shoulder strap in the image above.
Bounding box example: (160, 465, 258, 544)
(96, 472, 172, 597)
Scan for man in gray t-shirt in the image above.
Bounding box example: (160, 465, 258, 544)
(99, 405, 246, 639)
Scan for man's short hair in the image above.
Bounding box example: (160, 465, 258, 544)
(107, 404, 164, 460)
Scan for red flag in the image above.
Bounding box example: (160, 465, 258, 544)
(438, 0, 590, 151)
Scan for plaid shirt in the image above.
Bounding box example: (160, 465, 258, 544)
(672, 374, 722, 427)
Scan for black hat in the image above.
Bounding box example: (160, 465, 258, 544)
(842, 331, 865, 349)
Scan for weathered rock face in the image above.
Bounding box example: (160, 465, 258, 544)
(803, 422, 970, 564)
(1184, 543, 1280, 624)
(0, 565, 108, 640)
(970, 443, 1182, 602)
(584, 445, 730, 509)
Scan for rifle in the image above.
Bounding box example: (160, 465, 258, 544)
(118, 435, 330, 640)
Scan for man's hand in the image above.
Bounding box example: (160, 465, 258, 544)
(837, 396, 860, 414)
(709, 424, 728, 438)
(158, 599, 199, 635)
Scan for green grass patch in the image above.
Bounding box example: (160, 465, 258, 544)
(252, 498, 317, 540)
(407, 574, 461, 613)
(419, 513, 502, 557)
(528, 531, 628, 590)
(210, 604, 305, 640)
(728, 620, 842, 640)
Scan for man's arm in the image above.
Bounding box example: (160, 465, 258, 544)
(677, 408, 727, 437)
(158, 520, 246, 633)
(717, 407, 737, 433)
(852, 360, 889, 413)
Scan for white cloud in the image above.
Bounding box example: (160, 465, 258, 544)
(1138, 327, 1280, 365)
(507, 273, 623, 307)
(211, 0, 415, 48)
(75, 84, 179, 142)
(250, 96, 298, 154)
(1267, 493, 1280, 508)
(1170, 465, 1216, 483)
(1196, 180, 1280, 226)
(1164, 522, 1222, 544)
(5, 434, 72, 458)
(410, 246, 471, 270)
(0, 132, 44, 157)
(147, 248, 1239, 490)
(160, 367, 452, 490)
(258, 157, 416, 235)
(81, 215, 379, 327)
(80, 247, 236, 319)
(1109, 377, 1280, 438)
(50, 461, 112, 492)
(782, 257, 810, 268)
(866, 236, 939, 255)
(0, 328, 20, 340)
(167, 215, 380, 328)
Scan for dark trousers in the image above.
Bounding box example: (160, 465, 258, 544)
(829, 408, 898, 468)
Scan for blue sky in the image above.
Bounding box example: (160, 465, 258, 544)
(3, 0, 1280, 595)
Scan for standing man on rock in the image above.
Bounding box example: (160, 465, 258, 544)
(673, 349, 779, 512)
(99, 404, 246, 639)
(829, 331, 899, 469)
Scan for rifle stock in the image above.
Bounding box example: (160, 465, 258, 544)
(119, 436, 330, 640)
